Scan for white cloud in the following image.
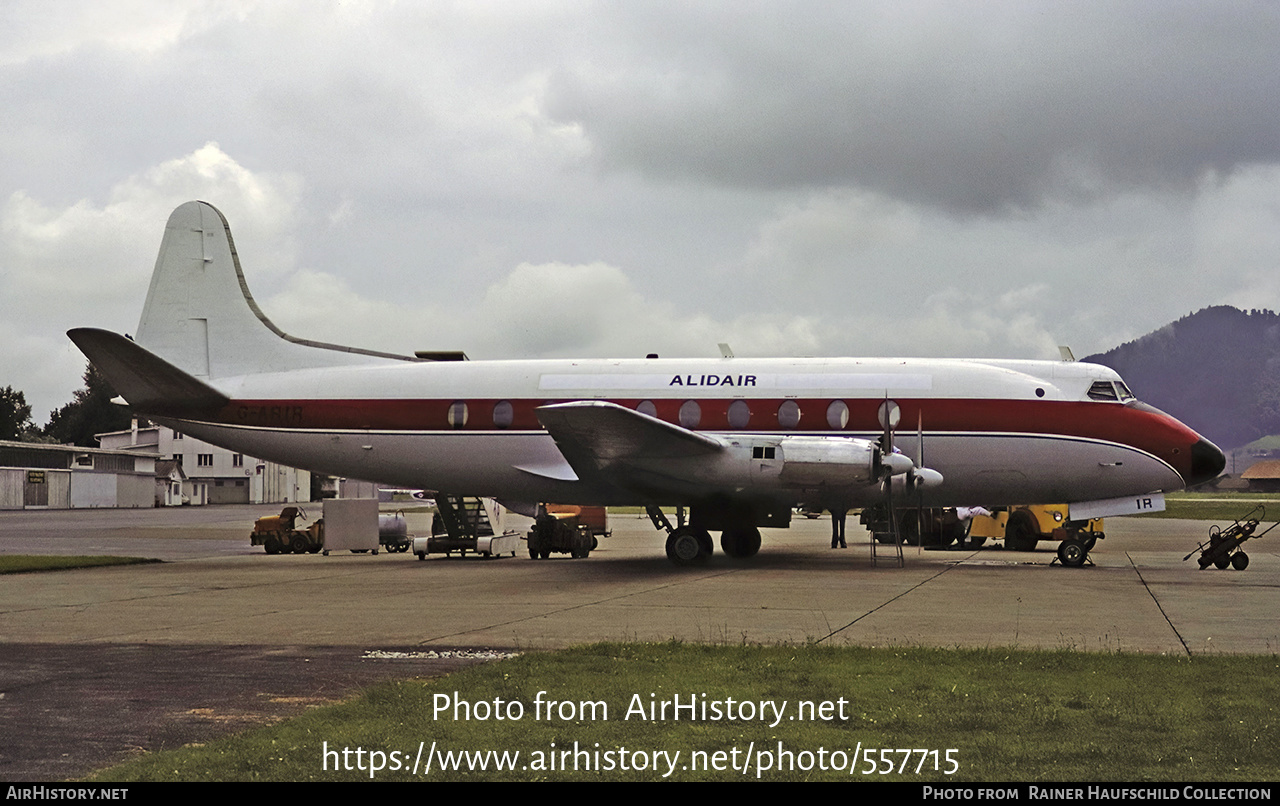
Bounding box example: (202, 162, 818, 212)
(0, 1, 195, 66)
(0, 143, 299, 418)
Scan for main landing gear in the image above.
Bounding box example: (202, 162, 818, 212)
(647, 506, 763, 566)
(720, 527, 762, 558)
(665, 526, 712, 564)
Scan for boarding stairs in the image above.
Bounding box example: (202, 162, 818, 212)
(434, 494, 496, 539)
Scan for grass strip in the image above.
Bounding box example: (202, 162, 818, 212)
(0, 555, 160, 574)
(88, 643, 1279, 782)
(1134, 493, 1280, 522)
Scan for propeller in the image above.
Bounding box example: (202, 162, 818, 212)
(876, 399, 905, 544)
(875, 399, 944, 546)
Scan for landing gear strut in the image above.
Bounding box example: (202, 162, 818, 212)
(648, 505, 715, 565)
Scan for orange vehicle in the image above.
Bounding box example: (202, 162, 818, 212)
(968, 505, 1104, 567)
(251, 506, 323, 554)
(527, 504, 609, 559)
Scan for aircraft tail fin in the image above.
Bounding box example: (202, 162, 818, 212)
(134, 201, 419, 379)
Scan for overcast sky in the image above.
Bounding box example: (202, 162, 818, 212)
(3, 1, 1279, 420)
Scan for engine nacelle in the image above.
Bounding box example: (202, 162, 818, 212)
(775, 436, 879, 487)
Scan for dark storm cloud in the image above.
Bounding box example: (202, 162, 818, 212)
(543, 1, 1280, 212)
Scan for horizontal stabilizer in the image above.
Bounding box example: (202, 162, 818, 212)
(536, 401, 723, 480)
(67, 328, 229, 414)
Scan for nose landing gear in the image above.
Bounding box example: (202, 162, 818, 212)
(1052, 527, 1102, 568)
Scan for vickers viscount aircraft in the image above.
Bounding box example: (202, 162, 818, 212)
(70, 201, 1225, 565)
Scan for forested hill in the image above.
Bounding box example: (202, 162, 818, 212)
(1084, 306, 1280, 451)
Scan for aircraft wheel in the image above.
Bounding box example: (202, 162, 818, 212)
(1005, 512, 1039, 552)
(720, 527, 761, 558)
(1232, 552, 1250, 571)
(720, 529, 739, 556)
(1214, 556, 1231, 570)
(417, 552, 426, 561)
(1057, 538, 1088, 568)
(592, 536, 599, 549)
(666, 528, 707, 565)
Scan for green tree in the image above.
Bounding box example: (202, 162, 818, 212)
(44, 364, 134, 447)
(0, 385, 35, 441)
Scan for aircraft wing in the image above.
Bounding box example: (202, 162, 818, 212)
(535, 401, 725, 495)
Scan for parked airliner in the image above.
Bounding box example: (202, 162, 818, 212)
(69, 202, 1224, 565)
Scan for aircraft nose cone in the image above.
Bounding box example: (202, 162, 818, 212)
(1186, 437, 1226, 487)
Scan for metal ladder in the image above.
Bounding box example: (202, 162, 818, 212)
(863, 508, 905, 568)
(434, 494, 495, 539)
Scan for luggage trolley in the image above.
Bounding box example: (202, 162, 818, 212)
(1184, 505, 1278, 571)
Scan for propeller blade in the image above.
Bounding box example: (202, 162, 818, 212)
(916, 409, 924, 551)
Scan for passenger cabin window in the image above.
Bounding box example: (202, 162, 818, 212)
(727, 400, 751, 429)
(679, 400, 701, 429)
(826, 400, 849, 429)
(777, 400, 801, 428)
(637, 400, 657, 418)
(1087, 381, 1119, 401)
(447, 401, 469, 429)
(492, 400, 514, 429)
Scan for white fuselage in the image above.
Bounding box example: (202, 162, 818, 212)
(158, 355, 1201, 509)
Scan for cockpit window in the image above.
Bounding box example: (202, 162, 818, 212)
(1087, 381, 1119, 401)
(1114, 381, 1135, 402)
